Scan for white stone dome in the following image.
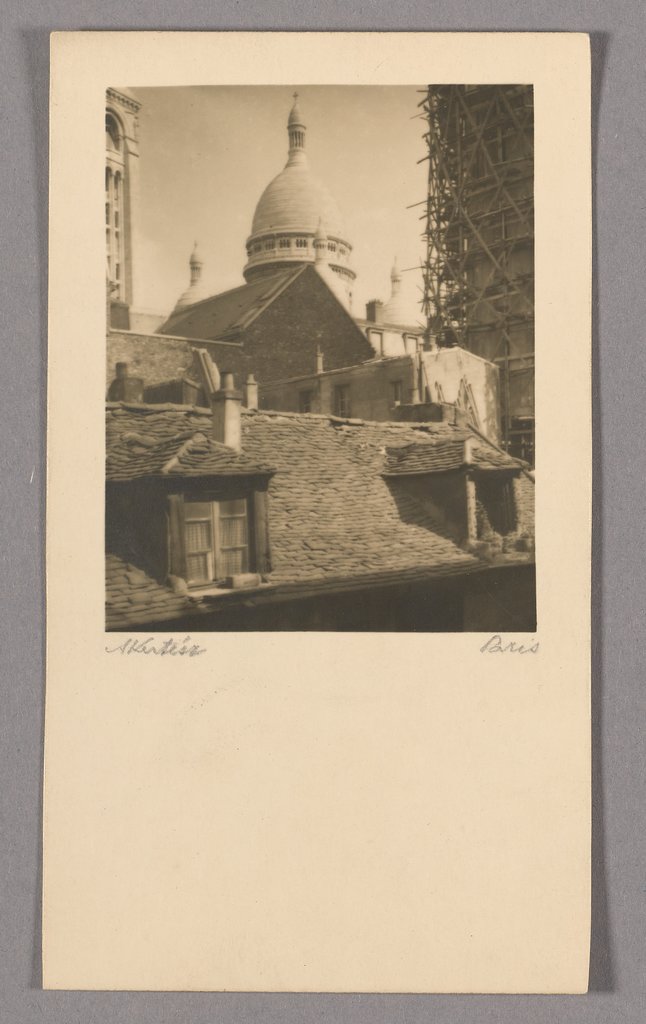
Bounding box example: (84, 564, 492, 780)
(243, 94, 355, 307)
(251, 162, 346, 239)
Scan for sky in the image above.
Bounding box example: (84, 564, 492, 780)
(127, 85, 427, 323)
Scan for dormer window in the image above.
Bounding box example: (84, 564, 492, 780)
(475, 476, 516, 537)
(184, 498, 250, 584)
(165, 475, 272, 591)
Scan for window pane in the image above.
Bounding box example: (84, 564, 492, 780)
(185, 501, 212, 518)
(186, 553, 210, 582)
(185, 519, 211, 552)
(220, 547, 248, 575)
(219, 498, 246, 517)
(220, 515, 247, 549)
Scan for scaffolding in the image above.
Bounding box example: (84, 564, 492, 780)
(420, 85, 535, 462)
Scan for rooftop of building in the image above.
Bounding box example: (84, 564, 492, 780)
(106, 401, 533, 629)
(159, 261, 365, 351)
(160, 266, 303, 339)
(356, 316, 425, 335)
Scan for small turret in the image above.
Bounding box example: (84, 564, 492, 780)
(172, 241, 210, 312)
(383, 256, 407, 325)
(313, 219, 328, 266)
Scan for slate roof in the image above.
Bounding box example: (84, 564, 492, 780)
(106, 403, 533, 627)
(106, 404, 274, 480)
(241, 413, 475, 585)
(160, 267, 303, 340)
(106, 554, 204, 629)
(383, 438, 466, 475)
(383, 437, 523, 476)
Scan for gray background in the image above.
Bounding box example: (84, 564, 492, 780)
(1, 1, 644, 1021)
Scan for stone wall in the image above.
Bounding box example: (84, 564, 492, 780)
(259, 355, 416, 420)
(260, 345, 501, 444)
(106, 330, 246, 393)
(422, 348, 500, 443)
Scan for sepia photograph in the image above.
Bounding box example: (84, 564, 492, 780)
(45, 31, 592, 994)
(105, 84, 536, 632)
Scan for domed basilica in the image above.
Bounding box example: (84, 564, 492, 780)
(242, 95, 356, 308)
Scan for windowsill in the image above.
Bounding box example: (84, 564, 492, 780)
(189, 582, 276, 602)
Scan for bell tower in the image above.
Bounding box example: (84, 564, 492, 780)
(105, 87, 142, 329)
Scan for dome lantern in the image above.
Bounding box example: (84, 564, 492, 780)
(189, 241, 204, 285)
(287, 92, 306, 163)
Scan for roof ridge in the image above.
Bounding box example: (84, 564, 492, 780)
(161, 434, 199, 475)
(161, 267, 302, 332)
(107, 400, 212, 414)
(245, 407, 466, 432)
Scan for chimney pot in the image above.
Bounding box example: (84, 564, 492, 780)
(108, 362, 144, 403)
(366, 299, 384, 325)
(316, 347, 324, 374)
(245, 373, 259, 410)
(210, 376, 243, 452)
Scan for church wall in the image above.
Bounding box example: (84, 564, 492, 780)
(240, 268, 374, 384)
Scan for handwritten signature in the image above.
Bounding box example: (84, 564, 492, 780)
(480, 634, 539, 654)
(106, 636, 207, 658)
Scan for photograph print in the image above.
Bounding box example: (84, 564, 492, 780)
(105, 84, 535, 633)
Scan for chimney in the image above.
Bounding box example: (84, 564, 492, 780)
(316, 346, 324, 374)
(366, 300, 384, 324)
(244, 373, 258, 410)
(107, 362, 144, 403)
(210, 371, 242, 452)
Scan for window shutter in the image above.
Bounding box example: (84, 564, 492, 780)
(167, 494, 186, 579)
(253, 489, 272, 574)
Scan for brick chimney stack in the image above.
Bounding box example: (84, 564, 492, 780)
(211, 371, 242, 452)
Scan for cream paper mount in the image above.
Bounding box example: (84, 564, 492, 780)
(45, 31, 591, 992)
